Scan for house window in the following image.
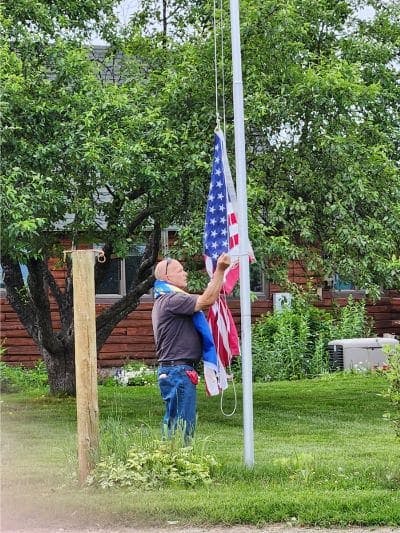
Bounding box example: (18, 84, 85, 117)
(250, 262, 265, 294)
(333, 274, 356, 291)
(230, 261, 267, 298)
(95, 257, 120, 295)
(95, 244, 147, 297)
(94, 228, 176, 298)
(324, 273, 365, 294)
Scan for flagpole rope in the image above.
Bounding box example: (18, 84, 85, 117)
(218, 291, 238, 417)
(220, 373, 237, 416)
(213, 0, 220, 124)
(219, 0, 226, 134)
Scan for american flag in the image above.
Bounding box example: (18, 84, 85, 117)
(202, 128, 254, 395)
(204, 128, 241, 293)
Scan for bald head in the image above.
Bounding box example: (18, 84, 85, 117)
(155, 258, 172, 280)
(155, 258, 188, 289)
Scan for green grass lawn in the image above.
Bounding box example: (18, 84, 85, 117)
(2, 372, 400, 529)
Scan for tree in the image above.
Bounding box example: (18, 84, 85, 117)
(1, 0, 211, 394)
(167, 0, 400, 296)
(2, 0, 399, 394)
(241, 0, 400, 294)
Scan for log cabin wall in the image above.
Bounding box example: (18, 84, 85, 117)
(1, 259, 399, 368)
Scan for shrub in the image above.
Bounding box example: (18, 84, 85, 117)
(383, 343, 400, 437)
(330, 295, 373, 340)
(250, 308, 310, 381)
(88, 434, 218, 490)
(0, 359, 48, 393)
(244, 295, 373, 382)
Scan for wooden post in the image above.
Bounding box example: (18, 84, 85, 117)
(72, 250, 99, 485)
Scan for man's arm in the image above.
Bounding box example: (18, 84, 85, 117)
(194, 253, 231, 311)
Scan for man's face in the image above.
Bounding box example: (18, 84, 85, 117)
(165, 260, 188, 290)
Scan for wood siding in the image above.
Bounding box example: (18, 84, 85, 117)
(1, 292, 399, 368)
(1, 260, 399, 368)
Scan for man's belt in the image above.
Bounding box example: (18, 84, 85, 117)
(159, 360, 195, 367)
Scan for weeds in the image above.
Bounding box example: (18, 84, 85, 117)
(383, 343, 400, 437)
(0, 360, 48, 393)
(240, 295, 373, 382)
(89, 425, 218, 490)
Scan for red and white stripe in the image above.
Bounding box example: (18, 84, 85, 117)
(208, 295, 240, 366)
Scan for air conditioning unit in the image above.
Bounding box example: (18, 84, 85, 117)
(327, 337, 399, 371)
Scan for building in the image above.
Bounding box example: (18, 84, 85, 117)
(1, 247, 399, 368)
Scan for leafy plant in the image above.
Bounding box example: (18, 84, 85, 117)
(88, 433, 218, 490)
(0, 359, 48, 393)
(114, 361, 157, 386)
(330, 295, 373, 340)
(383, 343, 400, 437)
(246, 295, 373, 382)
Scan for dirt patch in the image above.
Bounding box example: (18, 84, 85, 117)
(1, 525, 400, 533)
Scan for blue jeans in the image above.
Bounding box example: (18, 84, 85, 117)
(157, 365, 197, 442)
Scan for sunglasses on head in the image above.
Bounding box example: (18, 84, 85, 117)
(164, 257, 172, 276)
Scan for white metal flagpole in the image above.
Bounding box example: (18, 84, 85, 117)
(229, 0, 254, 467)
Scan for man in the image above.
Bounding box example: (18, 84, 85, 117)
(152, 253, 231, 441)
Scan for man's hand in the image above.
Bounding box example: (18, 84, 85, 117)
(216, 253, 231, 272)
(195, 253, 231, 311)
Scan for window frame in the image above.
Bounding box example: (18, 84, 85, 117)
(328, 273, 366, 297)
(94, 243, 153, 301)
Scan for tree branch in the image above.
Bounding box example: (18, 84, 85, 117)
(26, 259, 61, 354)
(43, 263, 64, 308)
(126, 187, 146, 201)
(1, 257, 38, 339)
(126, 207, 153, 235)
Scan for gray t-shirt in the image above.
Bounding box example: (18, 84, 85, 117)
(152, 292, 202, 364)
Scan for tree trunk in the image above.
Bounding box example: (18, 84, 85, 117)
(41, 344, 76, 396)
(3, 225, 160, 397)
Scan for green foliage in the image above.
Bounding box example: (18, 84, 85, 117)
(251, 307, 311, 381)
(243, 295, 372, 382)
(0, 0, 215, 394)
(88, 433, 218, 490)
(383, 343, 400, 437)
(0, 360, 48, 393)
(330, 295, 373, 340)
(97, 416, 146, 461)
(2, 0, 399, 396)
(2, 0, 117, 39)
(149, 0, 400, 294)
(242, 0, 400, 293)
